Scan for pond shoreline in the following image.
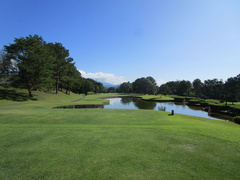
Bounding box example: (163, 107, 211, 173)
(53, 95, 239, 118)
(185, 101, 240, 117)
(138, 97, 239, 117)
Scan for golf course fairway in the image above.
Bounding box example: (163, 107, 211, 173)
(0, 92, 240, 179)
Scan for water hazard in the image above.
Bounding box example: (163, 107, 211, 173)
(104, 97, 232, 121)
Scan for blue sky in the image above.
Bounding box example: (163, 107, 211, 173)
(1, 0, 240, 85)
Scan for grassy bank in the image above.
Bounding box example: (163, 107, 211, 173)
(0, 90, 240, 179)
(140, 95, 174, 101)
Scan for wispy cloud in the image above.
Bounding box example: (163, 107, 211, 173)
(79, 70, 126, 85)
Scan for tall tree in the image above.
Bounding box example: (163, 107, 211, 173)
(132, 77, 157, 94)
(107, 87, 116, 93)
(118, 82, 132, 94)
(146, 76, 157, 86)
(225, 74, 240, 101)
(202, 79, 224, 99)
(83, 79, 95, 95)
(177, 80, 192, 96)
(132, 78, 147, 94)
(192, 79, 203, 97)
(4, 35, 52, 97)
(146, 76, 158, 94)
(47, 42, 70, 94)
(61, 58, 78, 94)
(165, 81, 180, 95)
(158, 84, 171, 95)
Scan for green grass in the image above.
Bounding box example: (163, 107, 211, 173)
(0, 88, 123, 109)
(229, 102, 240, 109)
(140, 95, 174, 101)
(0, 90, 240, 179)
(203, 99, 240, 110)
(0, 88, 86, 109)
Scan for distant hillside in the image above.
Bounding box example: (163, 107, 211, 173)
(101, 82, 120, 88)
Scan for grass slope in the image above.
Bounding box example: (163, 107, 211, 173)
(0, 88, 85, 108)
(0, 88, 120, 109)
(0, 90, 240, 179)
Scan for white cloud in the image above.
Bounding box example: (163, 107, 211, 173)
(156, 79, 167, 86)
(79, 70, 126, 85)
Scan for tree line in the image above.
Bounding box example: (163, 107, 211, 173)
(1, 35, 239, 102)
(117, 75, 240, 102)
(0, 35, 106, 96)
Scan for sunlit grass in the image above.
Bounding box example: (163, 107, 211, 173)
(0, 88, 84, 108)
(1, 108, 240, 179)
(0, 90, 240, 179)
(140, 94, 174, 101)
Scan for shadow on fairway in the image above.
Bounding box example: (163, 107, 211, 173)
(0, 89, 36, 101)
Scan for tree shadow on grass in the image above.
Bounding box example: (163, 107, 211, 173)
(0, 89, 37, 101)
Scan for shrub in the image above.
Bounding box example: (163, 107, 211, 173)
(233, 116, 240, 124)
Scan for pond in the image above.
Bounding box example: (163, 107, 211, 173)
(104, 97, 232, 121)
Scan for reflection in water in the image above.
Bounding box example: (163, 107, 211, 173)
(158, 106, 166, 111)
(188, 105, 203, 111)
(134, 99, 156, 110)
(121, 97, 132, 104)
(105, 97, 232, 121)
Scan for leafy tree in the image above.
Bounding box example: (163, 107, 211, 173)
(83, 78, 95, 95)
(165, 81, 180, 95)
(47, 42, 71, 94)
(202, 79, 224, 99)
(118, 82, 132, 94)
(4, 35, 52, 97)
(85, 79, 105, 94)
(146, 79, 158, 95)
(177, 80, 192, 96)
(192, 78, 203, 97)
(225, 74, 240, 101)
(146, 76, 157, 86)
(146, 77, 158, 94)
(158, 84, 171, 95)
(94, 82, 105, 93)
(107, 87, 116, 93)
(71, 75, 85, 94)
(61, 59, 79, 94)
(132, 78, 146, 94)
(132, 77, 157, 95)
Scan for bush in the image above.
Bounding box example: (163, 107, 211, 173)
(233, 116, 240, 124)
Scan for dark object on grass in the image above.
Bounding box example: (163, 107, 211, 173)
(233, 116, 240, 124)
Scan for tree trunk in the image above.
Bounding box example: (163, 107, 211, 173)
(27, 85, 33, 97)
(28, 90, 33, 97)
(56, 79, 59, 94)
